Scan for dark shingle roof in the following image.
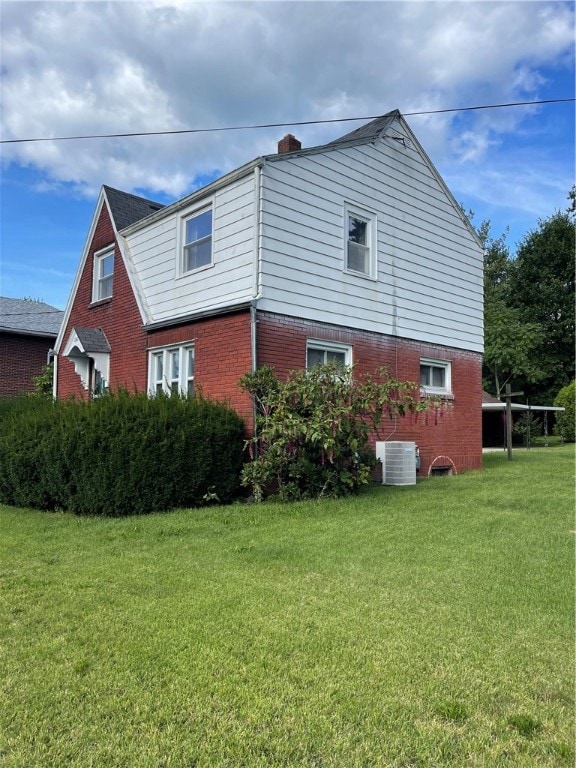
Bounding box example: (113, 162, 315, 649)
(73, 327, 110, 353)
(482, 391, 502, 404)
(327, 110, 400, 147)
(0, 297, 64, 337)
(103, 185, 165, 232)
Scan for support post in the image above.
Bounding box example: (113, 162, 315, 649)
(503, 384, 524, 461)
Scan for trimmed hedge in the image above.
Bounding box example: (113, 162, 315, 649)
(554, 381, 575, 443)
(0, 391, 245, 515)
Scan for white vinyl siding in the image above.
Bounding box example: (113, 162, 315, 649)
(257, 124, 483, 353)
(125, 174, 256, 323)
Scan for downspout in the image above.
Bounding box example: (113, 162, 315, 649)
(251, 164, 262, 373)
(46, 349, 58, 400)
(250, 164, 263, 448)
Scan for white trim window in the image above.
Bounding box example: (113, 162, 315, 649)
(93, 248, 114, 301)
(420, 358, 452, 395)
(306, 340, 352, 370)
(149, 344, 195, 396)
(182, 207, 213, 273)
(344, 204, 377, 278)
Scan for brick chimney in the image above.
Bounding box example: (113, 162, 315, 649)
(278, 134, 302, 154)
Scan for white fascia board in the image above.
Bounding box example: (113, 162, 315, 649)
(54, 188, 107, 353)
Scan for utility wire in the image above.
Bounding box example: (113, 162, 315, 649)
(1, 98, 573, 145)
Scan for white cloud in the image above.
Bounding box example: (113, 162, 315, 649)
(0, 0, 574, 213)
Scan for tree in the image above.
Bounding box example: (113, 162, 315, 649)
(478, 222, 543, 397)
(483, 300, 543, 398)
(239, 364, 439, 501)
(507, 211, 575, 403)
(554, 380, 575, 443)
(30, 363, 54, 398)
(478, 220, 511, 306)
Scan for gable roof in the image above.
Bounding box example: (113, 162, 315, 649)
(71, 327, 111, 353)
(0, 297, 64, 337)
(103, 185, 164, 232)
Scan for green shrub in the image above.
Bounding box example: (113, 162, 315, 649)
(0, 391, 244, 515)
(554, 380, 575, 442)
(239, 364, 439, 501)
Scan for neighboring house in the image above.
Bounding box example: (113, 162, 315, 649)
(0, 297, 64, 396)
(54, 110, 484, 474)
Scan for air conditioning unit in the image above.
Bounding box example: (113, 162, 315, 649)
(375, 441, 417, 486)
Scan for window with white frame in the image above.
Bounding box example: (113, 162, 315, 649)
(149, 344, 195, 396)
(93, 248, 114, 301)
(344, 204, 377, 278)
(306, 340, 352, 370)
(420, 358, 451, 395)
(182, 207, 213, 273)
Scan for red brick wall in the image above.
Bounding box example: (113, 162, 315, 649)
(57, 201, 255, 420)
(148, 310, 254, 424)
(257, 312, 483, 473)
(0, 332, 55, 396)
(57, 203, 148, 399)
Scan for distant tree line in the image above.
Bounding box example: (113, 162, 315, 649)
(478, 187, 575, 406)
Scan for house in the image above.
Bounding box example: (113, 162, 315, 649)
(0, 297, 64, 396)
(54, 110, 484, 474)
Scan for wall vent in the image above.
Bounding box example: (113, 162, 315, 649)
(375, 441, 417, 486)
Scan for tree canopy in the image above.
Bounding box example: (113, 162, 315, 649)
(480, 202, 575, 404)
(507, 211, 575, 403)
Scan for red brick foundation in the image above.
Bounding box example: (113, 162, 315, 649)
(257, 312, 483, 474)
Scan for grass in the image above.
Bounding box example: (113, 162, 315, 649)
(0, 446, 573, 767)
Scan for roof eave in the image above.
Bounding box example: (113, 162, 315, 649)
(0, 326, 59, 338)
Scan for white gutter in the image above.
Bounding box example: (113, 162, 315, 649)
(482, 403, 565, 412)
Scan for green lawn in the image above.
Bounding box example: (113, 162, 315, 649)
(0, 446, 573, 767)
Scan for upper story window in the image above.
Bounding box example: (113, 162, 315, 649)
(93, 248, 114, 301)
(149, 344, 195, 396)
(183, 208, 213, 273)
(344, 204, 377, 279)
(306, 340, 352, 370)
(420, 358, 452, 395)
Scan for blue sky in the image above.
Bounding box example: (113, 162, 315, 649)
(1, 1, 574, 310)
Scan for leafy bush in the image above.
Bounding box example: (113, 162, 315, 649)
(554, 380, 575, 442)
(239, 364, 439, 501)
(0, 391, 245, 515)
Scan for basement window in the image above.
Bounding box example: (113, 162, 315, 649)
(306, 340, 352, 370)
(420, 358, 451, 396)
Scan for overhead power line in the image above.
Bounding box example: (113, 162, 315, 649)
(0, 98, 573, 145)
